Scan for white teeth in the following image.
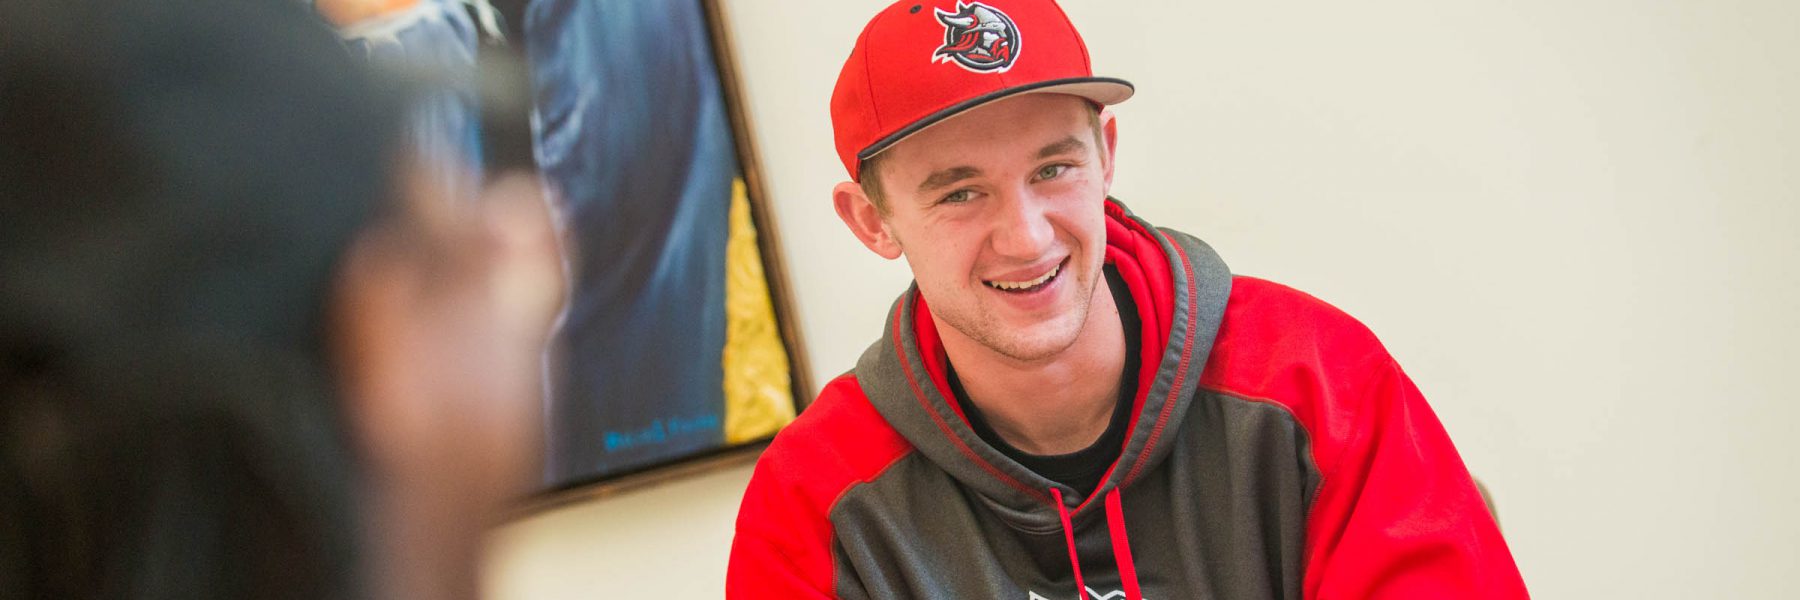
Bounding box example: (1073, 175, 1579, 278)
(987, 263, 1060, 291)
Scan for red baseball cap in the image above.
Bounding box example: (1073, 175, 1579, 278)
(830, 0, 1133, 181)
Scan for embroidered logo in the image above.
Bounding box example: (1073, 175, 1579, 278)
(932, 1, 1021, 72)
(1028, 588, 1151, 600)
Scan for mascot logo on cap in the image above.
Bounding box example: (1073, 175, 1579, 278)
(932, 2, 1021, 73)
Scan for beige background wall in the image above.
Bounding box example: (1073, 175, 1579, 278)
(486, 0, 1800, 597)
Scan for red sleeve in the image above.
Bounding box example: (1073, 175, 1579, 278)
(727, 376, 912, 599)
(1205, 277, 1528, 599)
(1302, 358, 1528, 599)
(728, 460, 837, 599)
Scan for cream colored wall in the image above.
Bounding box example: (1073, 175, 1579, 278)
(484, 462, 754, 598)
(486, 0, 1800, 597)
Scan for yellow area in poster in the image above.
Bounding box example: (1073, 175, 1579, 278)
(722, 178, 796, 443)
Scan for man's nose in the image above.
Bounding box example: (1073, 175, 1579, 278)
(988, 188, 1055, 260)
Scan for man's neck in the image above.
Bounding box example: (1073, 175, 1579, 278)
(940, 273, 1128, 456)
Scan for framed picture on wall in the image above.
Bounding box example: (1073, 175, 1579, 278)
(330, 0, 812, 501)
(520, 0, 813, 496)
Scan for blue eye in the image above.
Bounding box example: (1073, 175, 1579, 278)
(941, 189, 973, 204)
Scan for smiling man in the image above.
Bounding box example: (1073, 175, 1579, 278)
(728, 2, 1527, 599)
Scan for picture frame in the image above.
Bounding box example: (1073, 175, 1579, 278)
(472, 0, 814, 508)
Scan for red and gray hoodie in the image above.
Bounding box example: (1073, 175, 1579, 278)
(729, 200, 1528, 599)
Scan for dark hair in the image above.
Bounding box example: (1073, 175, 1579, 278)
(0, 0, 403, 597)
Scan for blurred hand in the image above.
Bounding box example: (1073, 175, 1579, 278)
(331, 162, 563, 600)
(314, 0, 422, 28)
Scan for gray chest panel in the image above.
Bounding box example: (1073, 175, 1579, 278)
(829, 390, 1319, 599)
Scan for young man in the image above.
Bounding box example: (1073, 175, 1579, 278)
(729, 1, 1527, 598)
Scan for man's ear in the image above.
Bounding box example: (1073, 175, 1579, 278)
(833, 181, 903, 260)
(1099, 108, 1119, 191)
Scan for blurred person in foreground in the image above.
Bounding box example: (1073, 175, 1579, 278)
(0, 1, 561, 598)
(728, 1, 1527, 598)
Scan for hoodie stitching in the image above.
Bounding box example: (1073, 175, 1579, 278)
(1071, 214, 1179, 516)
(1196, 383, 1330, 570)
(824, 446, 917, 598)
(893, 292, 1051, 504)
(1122, 229, 1199, 485)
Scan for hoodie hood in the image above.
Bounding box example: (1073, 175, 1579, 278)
(853, 198, 1231, 532)
(737, 201, 1526, 600)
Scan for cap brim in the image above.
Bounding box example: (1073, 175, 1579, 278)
(855, 76, 1134, 165)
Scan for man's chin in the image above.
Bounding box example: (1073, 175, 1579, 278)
(964, 285, 1099, 361)
(963, 311, 1088, 364)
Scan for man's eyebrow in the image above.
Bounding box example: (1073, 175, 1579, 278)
(916, 165, 982, 195)
(1036, 135, 1087, 160)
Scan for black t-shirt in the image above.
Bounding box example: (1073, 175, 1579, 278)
(947, 265, 1142, 495)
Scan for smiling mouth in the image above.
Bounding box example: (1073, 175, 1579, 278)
(983, 259, 1066, 294)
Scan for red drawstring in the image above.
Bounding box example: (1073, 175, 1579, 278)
(1051, 487, 1144, 600)
(1051, 487, 1089, 599)
(1105, 489, 1143, 600)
